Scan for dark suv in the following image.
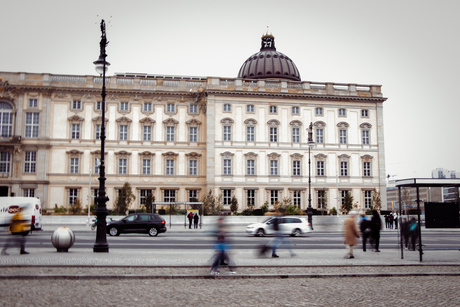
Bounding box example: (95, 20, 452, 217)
(106, 213, 167, 237)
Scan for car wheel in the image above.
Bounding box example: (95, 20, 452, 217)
(109, 227, 119, 236)
(256, 228, 265, 237)
(148, 227, 158, 237)
(291, 228, 301, 237)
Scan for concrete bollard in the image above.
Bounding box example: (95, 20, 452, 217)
(51, 227, 75, 252)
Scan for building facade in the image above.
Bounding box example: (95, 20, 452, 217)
(0, 34, 387, 213)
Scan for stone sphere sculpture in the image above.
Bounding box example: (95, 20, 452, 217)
(51, 227, 75, 252)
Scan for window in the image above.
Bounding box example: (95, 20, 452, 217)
(247, 159, 255, 175)
(315, 108, 323, 116)
(246, 126, 255, 142)
(222, 190, 232, 205)
(247, 105, 255, 113)
(144, 103, 152, 112)
(223, 104, 231, 112)
(70, 157, 79, 174)
(247, 190, 256, 207)
(270, 190, 279, 205)
(269, 106, 277, 114)
(340, 161, 348, 176)
(118, 158, 127, 174)
(364, 190, 372, 209)
(23, 189, 35, 197)
(293, 190, 301, 208)
(361, 109, 369, 117)
(94, 157, 100, 174)
(223, 158, 232, 175)
(29, 99, 38, 108)
(363, 161, 371, 177)
(292, 106, 299, 115)
(166, 159, 175, 175)
(72, 100, 81, 110)
(317, 190, 326, 210)
(189, 127, 198, 142)
(119, 125, 128, 141)
(0, 102, 13, 137)
(292, 160, 301, 176)
(69, 189, 78, 205)
(142, 159, 151, 175)
(189, 190, 199, 202)
(317, 161, 325, 176)
(339, 129, 347, 144)
(0, 152, 11, 174)
(292, 127, 300, 143)
(189, 159, 198, 176)
(143, 126, 151, 141)
(164, 190, 176, 202)
(166, 126, 175, 142)
(362, 130, 370, 145)
(223, 125, 232, 141)
(71, 123, 80, 139)
(341, 190, 350, 206)
(120, 102, 129, 112)
(270, 160, 278, 176)
(189, 104, 198, 114)
(339, 108, 346, 116)
(24, 151, 36, 173)
(269, 127, 278, 142)
(166, 104, 175, 113)
(96, 101, 102, 110)
(140, 189, 152, 206)
(95, 124, 101, 140)
(25, 112, 39, 138)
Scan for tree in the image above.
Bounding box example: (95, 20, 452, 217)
(230, 196, 238, 214)
(114, 182, 136, 215)
(69, 198, 82, 215)
(145, 193, 154, 213)
(342, 192, 353, 214)
(201, 189, 221, 215)
(372, 188, 382, 213)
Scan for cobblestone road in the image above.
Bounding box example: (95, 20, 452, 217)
(1, 275, 459, 306)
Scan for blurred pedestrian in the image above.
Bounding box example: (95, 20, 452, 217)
(188, 211, 193, 229)
(210, 217, 236, 275)
(389, 213, 394, 229)
(2, 206, 30, 255)
(394, 213, 399, 230)
(193, 213, 199, 229)
(401, 217, 409, 249)
(371, 210, 382, 252)
(344, 213, 360, 258)
(271, 215, 295, 258)
(359, 214, 371, 252)
(408, 217, 419, 251)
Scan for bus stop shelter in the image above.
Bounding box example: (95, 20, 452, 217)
(395, 178, 460, 262)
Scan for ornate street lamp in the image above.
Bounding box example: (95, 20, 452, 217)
(93, 20, 110, 253)
(307, 122, 315, 229)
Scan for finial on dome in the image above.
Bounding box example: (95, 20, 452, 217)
(262, 26, 274, 38)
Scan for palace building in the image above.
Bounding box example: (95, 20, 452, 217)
(0, 33, 387, 213)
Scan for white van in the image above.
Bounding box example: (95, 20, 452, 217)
(0, 197, 42, 233)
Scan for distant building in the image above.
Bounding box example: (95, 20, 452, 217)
(387, 181, 442, 213)
(0, 32, 388, 213)
(432, 168, 460, 202)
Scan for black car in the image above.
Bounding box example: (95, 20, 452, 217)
(106, 213, 167, 237)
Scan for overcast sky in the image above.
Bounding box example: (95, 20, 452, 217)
(1, 0, 459, 180)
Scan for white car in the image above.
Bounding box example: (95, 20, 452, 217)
(246, 217, 312, 237)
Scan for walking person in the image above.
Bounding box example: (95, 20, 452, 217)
(271, 215, 295, 258)
(401, 217, 410, 249)
(408, 217, 419, 251)
(344, 213, 360, 258)
(2, 206, 30, 255)
(359, 214, 371, 252)
(193, 213, 199, 229)
(210, 217, 236, 275)
(371, 210, 382, 252)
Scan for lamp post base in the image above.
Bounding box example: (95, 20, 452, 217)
(93, 244, 109, 253)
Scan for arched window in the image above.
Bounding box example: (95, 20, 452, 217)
(0, 101, 14, 137)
